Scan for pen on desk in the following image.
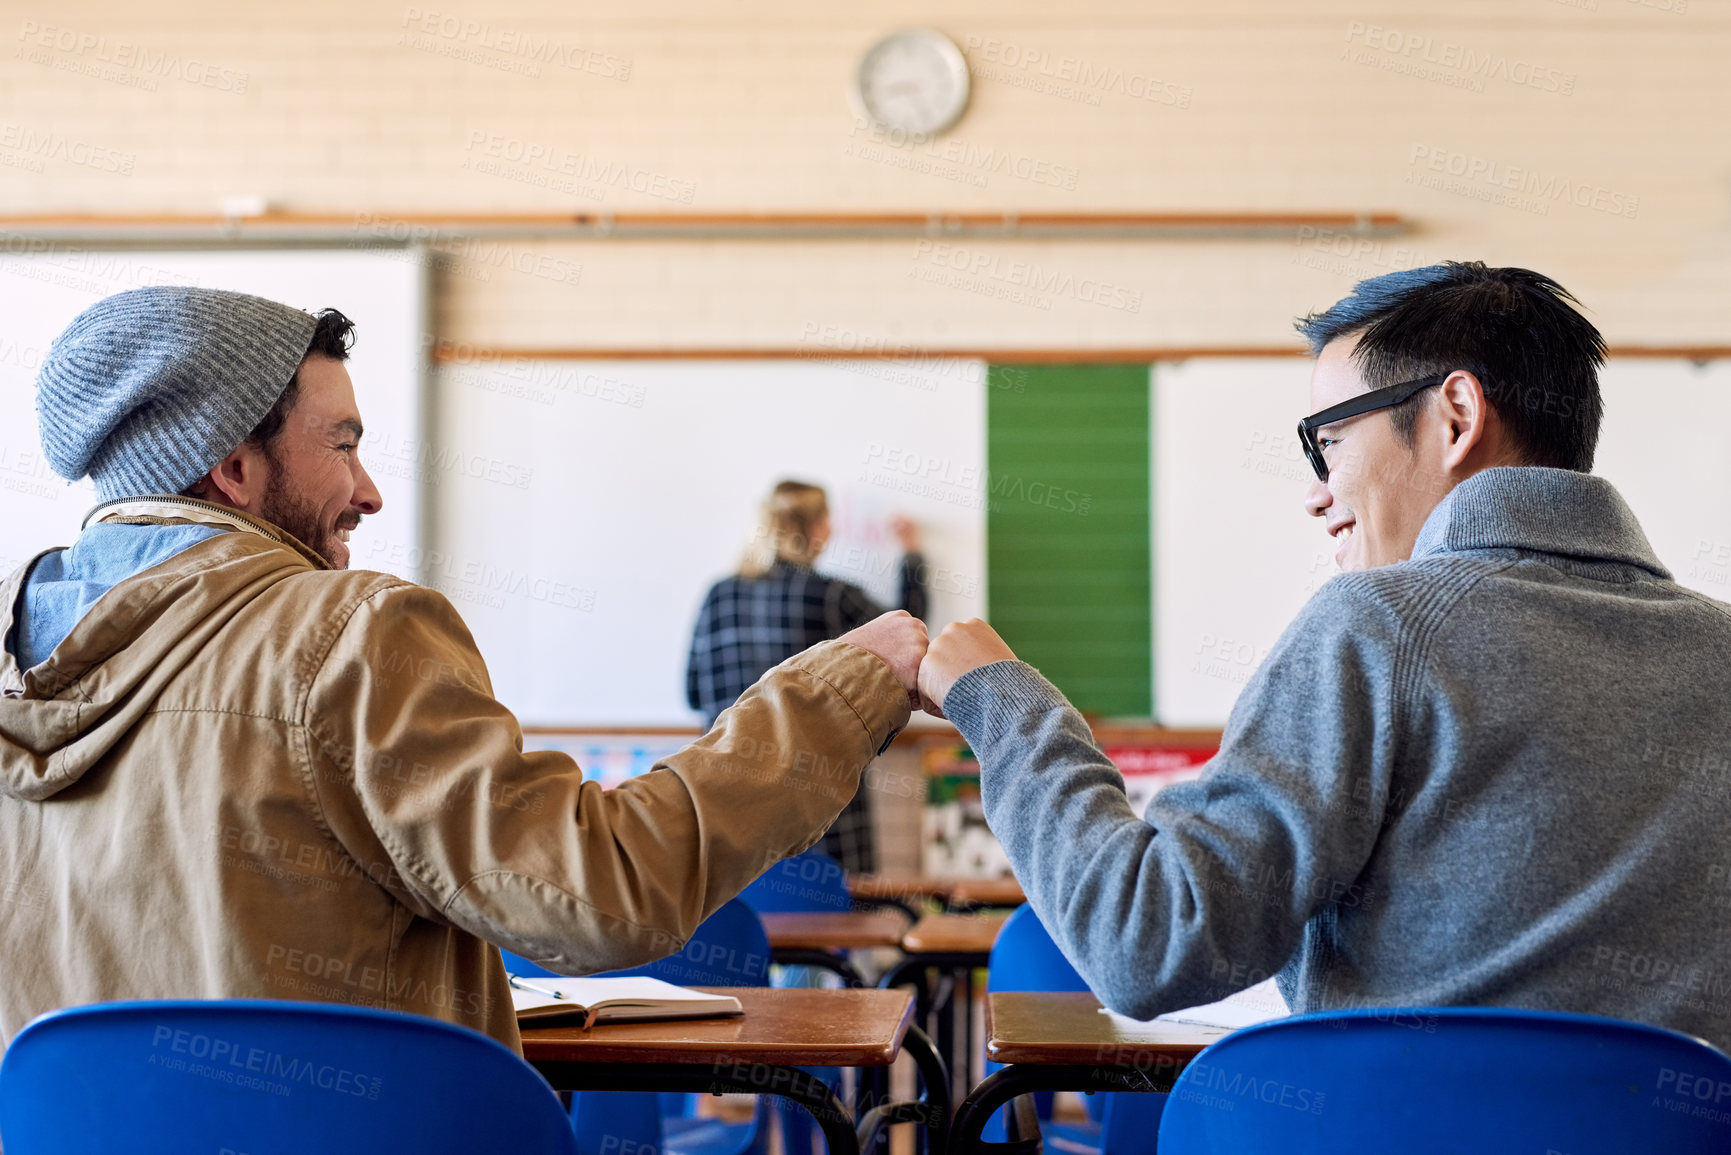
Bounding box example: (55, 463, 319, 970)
(507, 973, 567, 1000)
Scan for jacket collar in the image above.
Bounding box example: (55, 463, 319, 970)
(82, 495, 330, 571)
(1410, 466, 1669, 578)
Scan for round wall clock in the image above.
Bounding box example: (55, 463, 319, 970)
(853, 28, 971, 137)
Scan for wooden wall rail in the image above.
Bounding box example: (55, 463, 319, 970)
(439, 345, 1731, 363)
(0, 210, 1412, 243)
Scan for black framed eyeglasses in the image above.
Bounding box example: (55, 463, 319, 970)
(1296, 373, 1449, 482)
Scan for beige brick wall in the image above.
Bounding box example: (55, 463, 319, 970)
(4, 1, 1728, 345)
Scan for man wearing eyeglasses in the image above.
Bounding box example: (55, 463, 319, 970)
(913, 261, 1731, 1049)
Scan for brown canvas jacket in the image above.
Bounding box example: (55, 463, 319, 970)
(0, 498, 909, 1054)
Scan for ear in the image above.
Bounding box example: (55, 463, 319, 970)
(195, 441, 272, 512)
(1434, 370, 1491, 474)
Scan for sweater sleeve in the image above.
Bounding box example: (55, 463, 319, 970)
(305, 583, 910, 976)
(943, 581, 1403, 1019)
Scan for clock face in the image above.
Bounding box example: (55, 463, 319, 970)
(854, 29, 971, 137)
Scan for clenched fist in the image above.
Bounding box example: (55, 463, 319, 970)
(917, 618, 1020, 717)
(838, 610, 930, 707)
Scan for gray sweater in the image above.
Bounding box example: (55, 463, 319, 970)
(947, 466, 1731, 1049)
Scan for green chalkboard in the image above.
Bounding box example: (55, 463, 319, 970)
(986, 364, 1152, 717)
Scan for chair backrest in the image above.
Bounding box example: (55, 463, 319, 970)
(738, 848, 852, 913)
(599, 898, 773, 987)
(500, 899, 773, 987)
(986, 904, 1091, 994)
(0, 999, 577, 1155)
(1158, 1006, 1731, 1153)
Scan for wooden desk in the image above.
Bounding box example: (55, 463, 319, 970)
(949, 992, 1229, 1155)
(760, 910, 912, 952)
(947, 877, 1025, 909)
(984, 991, 1229, 1066)
(847, 874, 1027, 913)
(524, 988, 949, 1155)
(900, 912, 1007, 957)
(521, 987, 915, 1068)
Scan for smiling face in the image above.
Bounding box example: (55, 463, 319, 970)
(1301, 335, 1457, 572)
(255, 355, 382, 569)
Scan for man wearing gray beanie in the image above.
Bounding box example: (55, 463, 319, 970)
(0, 285, 929, 1055)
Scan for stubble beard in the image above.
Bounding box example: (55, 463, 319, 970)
(256, 453, 358, 570)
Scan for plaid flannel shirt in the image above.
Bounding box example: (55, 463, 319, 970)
(685, 555, 928, 872)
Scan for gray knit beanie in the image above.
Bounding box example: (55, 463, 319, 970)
(36, 286, 318, 502)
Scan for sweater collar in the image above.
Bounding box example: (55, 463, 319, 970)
(1410, 466, 1669, 578)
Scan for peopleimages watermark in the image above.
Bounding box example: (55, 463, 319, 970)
(1406, 144, 1639, 219)
(15, 20, 250, 93)
(0, 235, 202, 297)
(429, 338, 647, 410)
(961, 35, 1193, 109)
(361, 540, 598, 614)
(1290, 225, 1425, 280)
(843, 117, 1080, 191)
(149, 1024, 381, 1099)
(366, 430, 534, 491)
(352, 214, 583, 286)
(1341, 22, 1576, 96)
(795, 322, 1029, 394)
(859, 442, 1092, 516)
(1551, 0, 1689, 12)
(462, 130, 697, 205)
(0, 122, 134, 175)
(910, 240, 1142, 314)
(399, 8, 630, 80)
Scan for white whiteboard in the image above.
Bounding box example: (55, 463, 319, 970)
(423, 357, 989, 726)
(1153, 356, 1731, 728)
(0, 249, 427, 582)
(1154, 358, 1330, 727)
(1594, 359, 1731, 602)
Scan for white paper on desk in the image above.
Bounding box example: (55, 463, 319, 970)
(1098, 978, 1289, 1031)
(509, 976, 741, 1024)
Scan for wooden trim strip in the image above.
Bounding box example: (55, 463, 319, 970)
(0, 210, 1410, 232)
(436, 345, 1731, 364)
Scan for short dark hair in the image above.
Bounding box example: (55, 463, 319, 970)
(243, 307, 356, 450)
(1294, 262, 1606, 472)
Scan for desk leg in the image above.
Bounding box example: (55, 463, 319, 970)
(532, 1061, 861, 1155)
(948, 1064, 1174, 1155)
(961, 968, 976, 1093)
(855, 1025, 950, 1155)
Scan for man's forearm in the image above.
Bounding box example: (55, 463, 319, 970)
(943, 660, 1303, 1018)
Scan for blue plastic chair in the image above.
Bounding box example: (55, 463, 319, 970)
(503, 899, 774, 1155)
(985, 905, 1167, 1152)
(738, 849, 854, 1155)
(1157, 1006, 1731, 1153)
(0, 999, 577, 1155)
(739, 847, 853, 913)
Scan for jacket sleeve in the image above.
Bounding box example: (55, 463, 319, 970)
(303, 582, 910, 976)
(943, 580, 1403, 1019)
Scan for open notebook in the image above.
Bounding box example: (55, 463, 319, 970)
(509, 975, 743, 1030)
(1100, 977, 1290, 1031)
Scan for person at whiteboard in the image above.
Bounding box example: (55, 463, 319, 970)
(686, 480, 928, 873)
